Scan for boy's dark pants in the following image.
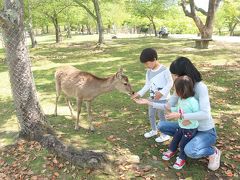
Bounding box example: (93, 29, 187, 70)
(169, 128, 197, 160)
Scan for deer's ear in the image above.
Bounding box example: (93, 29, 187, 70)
(116, 68, 123, 79)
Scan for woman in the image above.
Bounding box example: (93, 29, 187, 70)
(134, 56, 221, 171)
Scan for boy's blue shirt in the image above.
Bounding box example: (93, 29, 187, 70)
(171, 97, 199, 129)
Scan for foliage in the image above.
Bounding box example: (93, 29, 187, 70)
(217, 0, 240, 35)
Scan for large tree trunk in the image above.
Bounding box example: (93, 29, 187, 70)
(181, 0, 222, 49)
(0, 0, 107, 168)
(93, 0, 104, 45)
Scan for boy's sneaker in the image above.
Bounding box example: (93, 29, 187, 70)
(162, 150, 176, 160)
(208, 147, 221, 171)
(173, 157, 186, 170)
(144, 130, 158, 138)
(155, 134, 170, 143)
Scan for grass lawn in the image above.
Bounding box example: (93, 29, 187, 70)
(0, 34, 239, 179)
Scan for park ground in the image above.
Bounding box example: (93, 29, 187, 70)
(0, 34, 239, 179)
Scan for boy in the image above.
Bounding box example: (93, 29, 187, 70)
(132, 48, 173, 142)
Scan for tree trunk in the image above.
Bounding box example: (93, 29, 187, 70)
(151, 19, 157, 37)
(66, 23, 72, 38)
(0, 0, 107, 168)
(86, 24, 91, 35)
(230, 22, 238, 36)
(93, 0, 104, 45)
(26, 0, 37, 48)
(27, 23, 37, 48)
(52, 16, 60, 43)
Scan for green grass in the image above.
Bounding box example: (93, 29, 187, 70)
(0, 35, 239, 179)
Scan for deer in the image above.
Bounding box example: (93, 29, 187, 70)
(54, 65, 134, 131)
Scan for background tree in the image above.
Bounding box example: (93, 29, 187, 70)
(221, 0, 240, 36)
(35, 0, 73, 43)
(127, 0, 174, 37)
(74, 0, 104, 45)
(24, 0, 37, 48)
(181, 0, 222, 41)
(0, 0, 106, 168)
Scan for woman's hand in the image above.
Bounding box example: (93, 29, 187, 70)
(134, 98, 151, 105)
(165, 112, 180, 120)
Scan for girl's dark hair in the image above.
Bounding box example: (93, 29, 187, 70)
(140, 48, 158, 63)
(170, 56, 202, 85)
(174, 75, 195, 99)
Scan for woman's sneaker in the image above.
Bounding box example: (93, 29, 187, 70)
(208, 147, 221, 171)
(144, 130, 157, 138)
(173, 157, 186, 170)
(155, 134, 170, 143)
(162, 150, 176, 160)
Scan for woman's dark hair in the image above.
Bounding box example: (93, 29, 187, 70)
(170, 56, 202, 85)
(140, 48, 158, 63)
(174, 75, 195, 99)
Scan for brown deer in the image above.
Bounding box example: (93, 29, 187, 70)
(54, 65, 134, 131)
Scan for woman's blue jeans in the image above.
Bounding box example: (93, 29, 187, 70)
(157, 121, 217, 158)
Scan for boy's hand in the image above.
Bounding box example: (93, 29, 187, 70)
(154, 91, 162, 100)
(131, 92, 140, 99)
(134, 98, 151, 105)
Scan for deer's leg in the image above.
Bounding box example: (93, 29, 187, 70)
(65, 97, 75, 118)
(75, 98, 82, 130)
(54, 80, 61, 116)
(86, 100, 94, 131)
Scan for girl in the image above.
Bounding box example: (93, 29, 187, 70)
(161, 75, 199, 169)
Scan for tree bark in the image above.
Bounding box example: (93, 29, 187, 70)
(93, 0, 104, 45)
(0, 0, 107, 168)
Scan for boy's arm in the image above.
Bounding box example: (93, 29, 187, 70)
(137, 72, 150, 97)
(159, 69, 173, 97)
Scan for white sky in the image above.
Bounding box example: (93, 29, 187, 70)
(195, 0, 209, 11)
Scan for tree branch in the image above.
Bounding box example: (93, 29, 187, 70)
(236, 16, 240, 23)
(215, 0, 222, 10)
(195, 5, 207, 16)
(73, 0, 97, 20)
(180, 0, 193, 18)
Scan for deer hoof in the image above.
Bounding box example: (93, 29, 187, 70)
(75, 125, 80, 131)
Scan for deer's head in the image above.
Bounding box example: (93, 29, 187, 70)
(114, 68, 134, 95)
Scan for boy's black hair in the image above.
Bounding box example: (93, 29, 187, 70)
(170, 56, 202, 85)
(140, 48, 158, 63)
(174, 75, 194, 99)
